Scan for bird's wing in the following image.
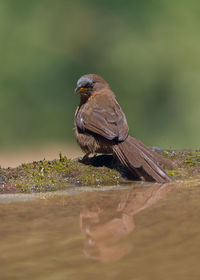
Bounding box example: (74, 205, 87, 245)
(76, 94, 129, 141)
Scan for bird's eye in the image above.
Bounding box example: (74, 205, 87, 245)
(85, 82, 91, 88)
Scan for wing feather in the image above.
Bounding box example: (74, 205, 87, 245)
(76, 94, 129, 142)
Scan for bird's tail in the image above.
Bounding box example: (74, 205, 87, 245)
(113, 136, 173, 183)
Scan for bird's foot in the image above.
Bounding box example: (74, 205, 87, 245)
(78, 153, 91, 164)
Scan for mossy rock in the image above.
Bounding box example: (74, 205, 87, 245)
(0, 150, 199, 193)
(0, 153, 126, 193)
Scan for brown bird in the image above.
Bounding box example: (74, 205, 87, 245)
(74, 74, 173, 183)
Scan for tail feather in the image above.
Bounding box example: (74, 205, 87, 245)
(113, 136, 172, 183)
(130, 137, 174, 169)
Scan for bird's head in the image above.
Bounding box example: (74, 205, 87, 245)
(75, 74, 109, 98)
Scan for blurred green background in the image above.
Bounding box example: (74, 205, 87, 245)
(0, 0, 200, 152)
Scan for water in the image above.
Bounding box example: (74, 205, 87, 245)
(1, 182, 200, 280)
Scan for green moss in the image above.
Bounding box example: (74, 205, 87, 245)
(0, 155, 126, 193)
(0, 150, 199, 193)
(78, 167, 121, 186)
(163, 151, 170, 158)
(183, 152, 200, 166)
(167, 169, 184, 179)
(162, 150, 200, 180)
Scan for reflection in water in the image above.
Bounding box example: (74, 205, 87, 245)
(80, 184, 172, 262)
(1, 183, 200, 280)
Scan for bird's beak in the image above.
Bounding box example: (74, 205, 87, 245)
(75, 86, 86, 94)
(75, 86, 81, 93)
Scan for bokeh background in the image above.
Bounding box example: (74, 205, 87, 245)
(0, 0, 200, 166)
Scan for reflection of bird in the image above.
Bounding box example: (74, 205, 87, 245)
(79, 183, 172, 262)
(74, 74, 173, 183)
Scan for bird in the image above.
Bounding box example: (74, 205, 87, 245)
(74, 74, 173, 183)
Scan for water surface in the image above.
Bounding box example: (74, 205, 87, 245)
(1, 182, 200, 280)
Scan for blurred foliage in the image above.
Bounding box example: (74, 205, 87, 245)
(0, 0, 200, 149)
